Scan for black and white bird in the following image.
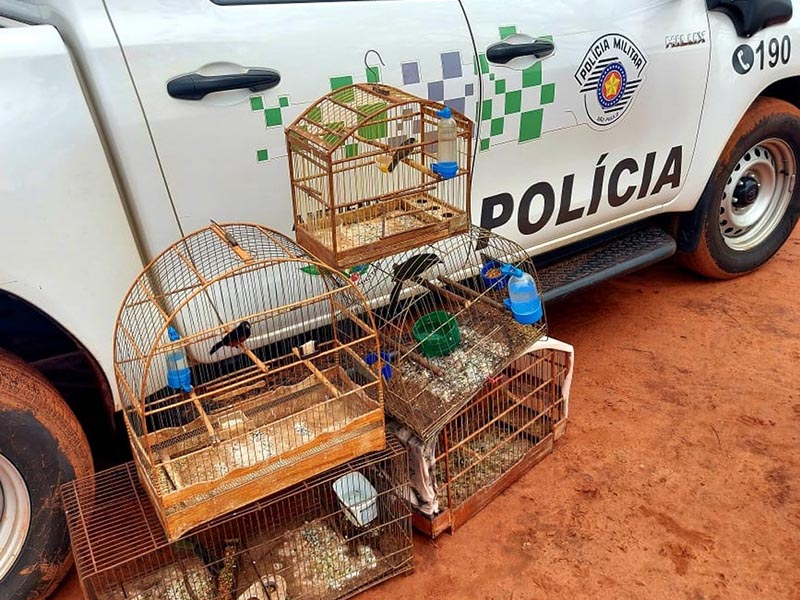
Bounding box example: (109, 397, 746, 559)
(386, 252, 443, 319)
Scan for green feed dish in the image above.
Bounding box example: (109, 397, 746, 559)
(412, 311, 461, 357)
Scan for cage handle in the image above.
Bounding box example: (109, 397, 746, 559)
(209, 220, 254, 263)
(364, 49, 389, 94)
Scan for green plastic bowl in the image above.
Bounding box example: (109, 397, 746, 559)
(412, 311, 461, 357)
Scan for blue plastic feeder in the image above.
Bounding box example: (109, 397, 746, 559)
(365, 350, 393, 380)
(480, 260, 510, 290)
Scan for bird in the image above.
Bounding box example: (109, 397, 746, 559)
(386, 252, 443, 319)
(387, 137, 416, 173)
(209, 320, 252, 355)
(475, 231, 491, 252)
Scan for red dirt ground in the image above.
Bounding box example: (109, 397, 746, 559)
(52, 230, 800, 600)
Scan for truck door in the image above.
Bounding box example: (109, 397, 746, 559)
(461, 0, 710, 253)
(103, 0, 478, 244)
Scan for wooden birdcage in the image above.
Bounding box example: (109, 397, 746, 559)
(353, 226, 547, 443)
(407, 347, 572, 538)
(113, 223, 385, 540)
(286, 83, 473, 269)
(61, 437, 413, 600)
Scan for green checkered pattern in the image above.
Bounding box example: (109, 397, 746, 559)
(250, 66, 382, 163)
(475, 26, 556, 151)
(250, 94, 293, 162)
(249, 36, 555, 163)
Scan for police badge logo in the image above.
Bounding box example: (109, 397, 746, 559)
(575, 33, 648, 128)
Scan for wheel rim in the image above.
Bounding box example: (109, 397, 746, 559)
(0, 453, 31, 580)
(719, 137, 796, 251)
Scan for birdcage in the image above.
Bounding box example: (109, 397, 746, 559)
(61, 436, 413, 600)
(400, 346, 572, 538)
(113, 222, 385, 540)
(286, 83, 473, 269)
(352, 226, 547, 443)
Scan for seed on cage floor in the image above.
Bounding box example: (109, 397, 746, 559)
(62, 439, 413, 600)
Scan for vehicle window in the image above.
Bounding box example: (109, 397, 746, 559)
(211, 0, 376, 4)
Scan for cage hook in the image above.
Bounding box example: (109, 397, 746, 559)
(364, 49, 388, 94)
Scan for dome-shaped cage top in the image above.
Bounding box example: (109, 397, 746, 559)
(288, 84, 469, 152)
(113, 223, 386, 539)
(287, 83, 473, 269)
(352, 226, 547, 440)
(114, 223, 377, 409)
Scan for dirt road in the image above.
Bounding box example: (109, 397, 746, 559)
(52, 231, 800, 600)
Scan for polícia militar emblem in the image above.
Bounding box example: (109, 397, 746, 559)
(575, 33, 647, 128)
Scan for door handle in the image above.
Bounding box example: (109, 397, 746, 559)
(486, 39, 555, 65)
(167, 68, 281, 100)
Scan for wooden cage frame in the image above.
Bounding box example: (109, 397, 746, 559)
(412, 348, 570, 538)
(286, 83, 473, 268)
(62, 437, 414, 600)
(351, 226, 548, 443)
(113, 223, 386, 540)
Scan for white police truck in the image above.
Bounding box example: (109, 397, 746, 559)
(0, 1, 797, 597)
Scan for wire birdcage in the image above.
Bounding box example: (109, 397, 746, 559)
(286, 83, 472, 269)
(61, 437, 413, 600)
(352, 226, 547, 442)
(113, 223, 385, 540)
(412, 348, 571, 538)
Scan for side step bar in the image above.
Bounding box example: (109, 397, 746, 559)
(538, 226, 677, 303)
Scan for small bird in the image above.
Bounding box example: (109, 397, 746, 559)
(209, 320, 252, 355)
(387, 252, 443, 319)
(475, 231, 492, 252)
(387, 137, 416, 173)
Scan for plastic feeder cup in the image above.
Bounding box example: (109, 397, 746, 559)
(412, 311, 461, 357)
(480, 260, 509, 290)
(333, 472, 378, 527)
(365, 350, 391, 366)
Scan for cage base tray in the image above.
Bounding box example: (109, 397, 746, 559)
(139, 368, 385, 540)
(297, 194, 468, 269)
(145, 423, 385, 541)
(413, 434, 556, 539)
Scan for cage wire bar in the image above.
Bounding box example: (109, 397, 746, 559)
(61, 437, 413, 600)
(113, 223, 385, 540)
(414, 348, 570, 538)
(352, 225, 547, 442)
(287, 83, 472, 269)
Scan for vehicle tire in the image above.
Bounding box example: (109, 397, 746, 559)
(677, 97, 800, 278)
(0, 349, 93, 600)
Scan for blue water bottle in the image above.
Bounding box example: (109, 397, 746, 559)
(166, 326, 193, 392)
(500, 264, 543, 325)
(431, 106, 458, 179)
